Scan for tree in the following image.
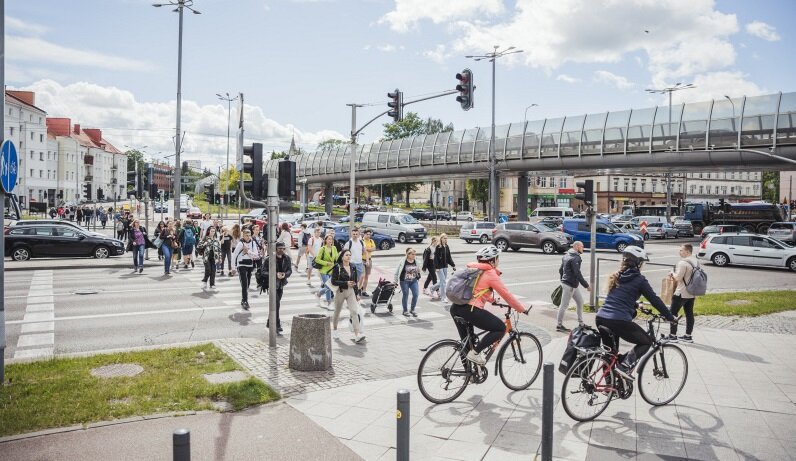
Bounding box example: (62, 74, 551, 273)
(762, 171, 779, 203)
(466, 179, 489, 214)
(271, 150, 287, 160)
(218, 167, 250, 194)
(317, 139, 347, 151)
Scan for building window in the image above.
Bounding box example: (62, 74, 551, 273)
(699, 173, 703, 178)
(613, 179, 619, 191)
(690, 185, 696, 194)
(631, 180, 637, 192)
(640, 180, 646, 192)
(30, 131, 34, 140)
(39, 170, 43, 178)
(559, 177, 567, 188)
(699, 185, 704, 195)
(40, 134, 44, 142)
(30, 169, 34, 177)
(652, 181, 657, 193)
(732, 172, 737, 180)
(9, 127, 13, 136)
(39, 152, 43, 161)
(623, 179, 629, 192)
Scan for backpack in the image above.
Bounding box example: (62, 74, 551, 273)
(183, 227, 196, 245)
(302, 232, 310, 246)
(445, 268, 488, 305)
(684, 260, 707, 296)
(559, 325, 601, 375)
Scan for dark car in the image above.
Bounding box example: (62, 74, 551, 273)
(6, 224, 126, 261)
(332, 225, 395, 250)
(430, 210, 451, 220)
(410, 209, 432, 220)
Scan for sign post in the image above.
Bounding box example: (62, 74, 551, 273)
(1, 137, 19, 384)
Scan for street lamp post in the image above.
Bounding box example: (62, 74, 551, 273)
(153, 0, 201, 220)
(217, 92, 237, 218)
(646, 83, 695, 222)
(466, 45, 524, 222)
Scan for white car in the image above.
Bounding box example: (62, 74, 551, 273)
(697, 232, 796, 271)
(456, 211, 474, 222)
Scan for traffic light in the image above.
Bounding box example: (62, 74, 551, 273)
(135, 171, 144, 199)
(278, 159, 296, 199)
(242, 143, 264, 200)
(83, 183, 92, 201)
(387, 89, 403, 123)
(575, 180, 594, 208)
(127, 169, 136, 193)
(205, 183, 215, 204)
(150, 184, 158, 199)
(455, 69, 474, 111)
(181, 161, 189, 174)
(97, 188, 104, 201)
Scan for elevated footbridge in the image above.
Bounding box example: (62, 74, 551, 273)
(265, 92, 796, 186)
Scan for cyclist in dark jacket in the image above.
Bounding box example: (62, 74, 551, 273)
(596, 246, 675, 380)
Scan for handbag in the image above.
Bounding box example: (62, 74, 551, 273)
(153, 237, 163, 249)
(170, 239, 179, 249)
(551, 285, 563, 307)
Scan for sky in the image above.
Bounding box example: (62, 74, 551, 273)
(6, 0, 795, 171)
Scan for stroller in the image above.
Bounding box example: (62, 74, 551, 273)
(368, 278, 397, 313)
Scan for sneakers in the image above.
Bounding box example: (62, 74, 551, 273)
(202, 282, 208, 290)
(139, 268, 143, 274)
(679, 335, 694, 343)
(556, 324, 571, 333)
(306, 282, 313, 287)
(410, 311, 418, 317)
(614, 363, 635, 381)
(332, 330, 340, 339)
(466, 349, 486, 366)
(209, 285, 216, 289)
(666, 334, 679, 342)
(241, 301, 250, 311)
(353, 334, 366, 343)
(403, 311, 411, 317)
(277, 326, 284, 334)
(361, 291, 370, 298)
(191, 261, 195, 268)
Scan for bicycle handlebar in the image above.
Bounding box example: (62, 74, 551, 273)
(492, 302, 532, 315)
(637, 302, 680, 324)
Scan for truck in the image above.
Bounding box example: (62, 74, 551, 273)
(684, 201, 784, 235)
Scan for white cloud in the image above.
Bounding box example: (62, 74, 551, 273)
(19, 80, 346, 170)
(555, 74, 580, 84)
(7, 36, 154, 72)
(593, 70, 633, 90)
(422, 44, 451, 64)
(380, 0, 504, 32)
(7, 16, 48, 36)
(745, 21, 780, 41)
(681, 71, 766, 103)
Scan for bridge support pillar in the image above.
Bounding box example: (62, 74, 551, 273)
(518, 172, 529, 221)
(324, 182, 333, 217)
(300, 182, 309, 215)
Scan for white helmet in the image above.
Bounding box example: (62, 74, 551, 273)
(622, 246, 649, 267)
(475, 245, 500, 261)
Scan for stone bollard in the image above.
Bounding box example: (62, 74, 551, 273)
(289, 314, 332, 371)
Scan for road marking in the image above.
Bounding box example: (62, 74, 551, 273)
(15, 270, 55, 359)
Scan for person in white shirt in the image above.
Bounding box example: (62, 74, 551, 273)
(231, 229, 260, 310)
(199, 214, 214, 239)
(667, 243, 698, 343)
(277, 222, 293, 260)
(294, 223, 308, 270)
(343, 227, 365, 285)
(306, 227, 322, 287)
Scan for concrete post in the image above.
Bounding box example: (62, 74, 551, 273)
(518, 173, 529, 221)
(173, 428, 190, 461)
(324, 182, 333, 217)
(267, 179, 279, 348)
(589, 191, 598, 309)
(541, 362, 554, 461)
(397, 389, 410, 461)
(300, 181, 308, 215)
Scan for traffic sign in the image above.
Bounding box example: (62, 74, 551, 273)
(385, 197, 391, 205)
(1, 140, 19, 193)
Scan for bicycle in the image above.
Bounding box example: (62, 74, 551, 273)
(561, 304, 689, 422)
(417, 302, 543, 404)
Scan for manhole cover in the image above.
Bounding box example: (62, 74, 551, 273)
(203, 371, 249, 384)
(91, 363, 144, 378)
(73, 289, 99, 295)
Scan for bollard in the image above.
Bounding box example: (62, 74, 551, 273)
(173, 428, 191, 461)
(541, 361, 554, 461)
(397, 389, 410, 461)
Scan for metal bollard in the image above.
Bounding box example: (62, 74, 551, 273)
(173, 428, 191, 461)
(541, 361, 554, 461)
(397, 389, 410, 461)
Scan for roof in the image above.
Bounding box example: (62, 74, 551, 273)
(5, 90, 47, 114)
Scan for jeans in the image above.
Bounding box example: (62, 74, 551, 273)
(132, 244, 145, 269)
(319, 273, 334, 302)
(433, 267, 448, 301)
(400, 279, 419, 312)
(669, 295, 695, 336)
(556, 283, 585, 326)
(595, 317, 653, 368)
(450, 303, 505, 354)
(162, 245, 173, 273)
(203, 257, 216, 286)
(221, 248, 232, 271)
(238, 266, 253, 302)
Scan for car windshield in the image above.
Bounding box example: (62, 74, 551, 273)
(535, 223, 555, 232)
(399, 215, 418, 224)
(604, 222, 622, 233)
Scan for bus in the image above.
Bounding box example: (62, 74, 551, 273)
(632, 204, 680, 218)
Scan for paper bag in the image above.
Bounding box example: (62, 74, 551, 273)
(660, 275, 676, 305)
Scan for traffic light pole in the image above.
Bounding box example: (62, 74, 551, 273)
(589, 191, 598, 309)
(266, 180, 278, 348)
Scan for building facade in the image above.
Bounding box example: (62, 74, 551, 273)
(5, 91, 51, 207)
(685, 171, 761, 203)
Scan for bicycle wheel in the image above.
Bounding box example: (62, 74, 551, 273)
(497, 332, 543, 391)
(561, 355, 615, 422)
(417, 340, 471, 404)
(637, 343, 688, 406)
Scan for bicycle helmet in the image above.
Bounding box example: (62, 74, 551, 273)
(622, 246, 649, 267)
(475, 245, 500, 261)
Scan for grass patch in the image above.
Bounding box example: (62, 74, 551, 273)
(690, 290, 796, 317)
(0, 344, 278, 437)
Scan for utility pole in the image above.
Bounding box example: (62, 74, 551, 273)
(347, 103, 363, 227)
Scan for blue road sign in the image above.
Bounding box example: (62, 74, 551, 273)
(1, 140, 19, 194)
(385, 197, 391, 205)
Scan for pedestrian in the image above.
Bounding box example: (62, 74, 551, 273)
(252, 224, 265, 285)
(556, 241, 591, 332)
(306, 227, 322, 287)
(277, 222, 293, 260)
(159, 223, 177, 275)
(76, 207, 83, 226)
(172, 221, 183, 272)
(198, 226, 221, 290)
(668, 244, 698, 343)
(230, 223, 241, 276)
(342, 226, 365, 291)
(232, 228, 259, 310)
(262, 241, 293, 334)
(180, 220, 197, 270)
(431, 234, 455, 303)
(100, 210, 107, 229)
(294, 223, 308, 270)
(155, 221, 166, 260)
(199, 213, 213, 239)
(394, 247, 421, 317)
(219, 226, 233, 276)
(331, 249, 365, 343)
(360, 228, 376, 297)
(314, 234, 338, 308)
(422, 236, 439, 296)
(127, 219, 150, 274)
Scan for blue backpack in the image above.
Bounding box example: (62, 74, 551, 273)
(183, 227, 196, 245)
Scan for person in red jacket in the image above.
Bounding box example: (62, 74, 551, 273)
(450, 245, 531, 365)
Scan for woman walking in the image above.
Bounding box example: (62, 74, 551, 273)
(198, 226, 221, 290)
(395, 247, 421, 317)
(219, 227, 233, 276)
(432, 234, 456, 303)
(306, 227, 322, 287)
(232, 229, 260, 310)
(331, 249, 365, 343)
(230, 223, 241, 276)
(277, 222, 293, 260)
(159, 223, 177, 275)
(314, 234, 338, 308)
(154, 221, 166, 260)
(172, 221, 183, 273)
(422, 237, 439, 296)
(127, 219, 151, 274)
(252, 224, 265, 285)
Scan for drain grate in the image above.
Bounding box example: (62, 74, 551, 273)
(73, 289, 100, 295)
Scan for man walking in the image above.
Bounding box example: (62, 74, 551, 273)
(557, 240, 590, 332)
(343, 227, 365, 288)
(264, 241, 293, 334)
(668, 244, 698, 342)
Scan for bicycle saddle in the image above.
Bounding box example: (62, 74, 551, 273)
(597, 325, 619, 353)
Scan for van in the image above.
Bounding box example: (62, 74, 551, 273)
(631, 216, 667, 226)
(529, 207, 574, 223)
(361, 212, 426, 243)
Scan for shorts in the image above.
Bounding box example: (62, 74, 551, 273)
(182, 244, 194, 254)
(307, 256, 315, 270)
(364, 259, 372, 276)
(353, 262, 365, 281)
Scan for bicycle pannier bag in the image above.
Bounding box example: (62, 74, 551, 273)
(684, 261, 708, 296)
(445, 268, 485, 305)
(559, 325, 601, 375)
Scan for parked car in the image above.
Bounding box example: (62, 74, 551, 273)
(187, 207, 203, 219)
(767, 222, 796, 244)
(700, 224, 742, 239)
(646, 222, 679, 239)
(455, 211, 474, 222)
(528, 207, 575, 223)
(6, 224, 126, 261)
(492, 222, 573, 254)
(154, 202, 168, 213)
(331, 225, 395, 250)
(409, 209, 432, 220)
(338, 212, 364, 223)
(361, 212, 426, 243)
(430, 210, 451, 220)
(697, 233, 796, 271)
(616, 222, 649, 241)
(562, 218, 644, 252)
(673, 219, 695, 237)
(459, 222, 497, 244)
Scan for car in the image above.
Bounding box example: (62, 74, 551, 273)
(697, 233, 796, 271)
(9, 219, 105, 236)
(187, 207, 202, 219)
(178, 195, 191, 212)
(455, 211, 474, 222)
(767, 222, 796, 244)
(338, 212, 364, 223)
(430, 210, 451, 220)
(700, 224, 742, 239)
(154, 202, 168, 213)
(539, 216, 564, 228)
(410, 209, 432, 220)
(492, 222, 573, 254)
(361, 212, 426, 243)
(616, 222, 649, 241)
(646, 222, 679, 239)
(6, 224, 126, 261)
(562, 218, 644, 252)
(486, 213, 510, 223)
(673, 219, 695, 237)
(331, 224, 396, 250)
(459, 221, 497, 244)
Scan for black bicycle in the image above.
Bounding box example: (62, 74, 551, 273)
(417, 302, 543, 404)
(561, 305, 689, 421)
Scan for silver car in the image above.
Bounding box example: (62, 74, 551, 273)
(459, 221, 496, 244)
(768, 222, 796, 244)
(697, 233, 796, 271)
(646, 222, 678, 239)
(492, 222, 573, 254)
